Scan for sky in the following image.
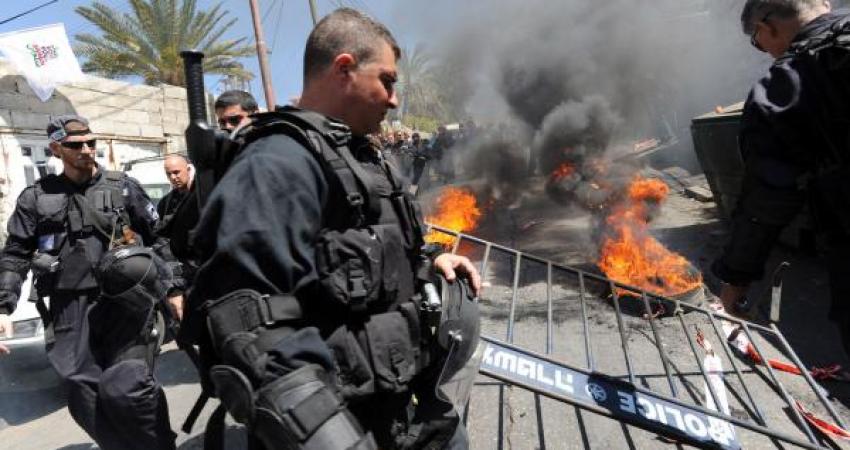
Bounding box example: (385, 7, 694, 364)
(0, 0, 420, 108)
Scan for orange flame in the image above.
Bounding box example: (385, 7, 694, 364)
(425, 187, 482, 245)
(597, 177, 702, 297)
(550, 162, 576, 181)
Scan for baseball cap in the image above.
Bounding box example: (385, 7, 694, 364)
(46, 115, 91, 142)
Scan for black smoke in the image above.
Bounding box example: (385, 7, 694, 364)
(393, 0, 765, 184)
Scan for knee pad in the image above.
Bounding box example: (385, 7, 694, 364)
(211, 363, 376, 450)
(254, 364, 375, 450)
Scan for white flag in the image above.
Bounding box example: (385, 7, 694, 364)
(0, 23, 85, 102)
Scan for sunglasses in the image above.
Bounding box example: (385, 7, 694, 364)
(218, 115, 245, 128)
(62, 139, 97, 150)
(750, 11, 774, 52)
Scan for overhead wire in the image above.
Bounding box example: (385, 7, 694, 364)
(270, 0, 285, 54)
(0, 0, 59, 26)
(261, 0, 277, 24)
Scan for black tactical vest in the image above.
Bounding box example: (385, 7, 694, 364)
(32, 171, 132, 293)
(779, 14, 850, 231)
(241, 108, 427, 320)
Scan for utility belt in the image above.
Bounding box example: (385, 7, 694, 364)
(194, 289, 429, 450)
(194, 276, 479, 450)
(202, 288, 430, 399)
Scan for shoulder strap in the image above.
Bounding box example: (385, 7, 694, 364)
(103, 170, 124, 183)
(781, 16, 850, 61)
(243, 110, 381, 226)
(35, 174, 65, 193)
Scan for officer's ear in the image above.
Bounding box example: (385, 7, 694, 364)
(332, 53, 357, 80)
(48, 141, 62, 158)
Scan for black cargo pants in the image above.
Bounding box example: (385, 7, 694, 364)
(46, 291, 176, 450)
(347, 371, 469, 449)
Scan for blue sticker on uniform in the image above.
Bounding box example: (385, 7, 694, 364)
(146, 202, 159, 221)
(38, 234, 55, 251)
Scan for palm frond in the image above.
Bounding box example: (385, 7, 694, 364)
(74, 0, 254, 86)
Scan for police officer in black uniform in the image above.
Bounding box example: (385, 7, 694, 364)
(188, 8, 481, 449)
(713, 0, 850, 349)
(0, 116, 178, 449)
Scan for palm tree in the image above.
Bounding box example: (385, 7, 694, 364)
(397, 43, 444, 121)
(74, 0, 254, 86)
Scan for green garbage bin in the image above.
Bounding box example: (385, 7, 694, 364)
(690, 102, 814, 249)
(691, 102, 746, 220)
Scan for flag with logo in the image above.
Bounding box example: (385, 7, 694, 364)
(0, 23, 84, 101)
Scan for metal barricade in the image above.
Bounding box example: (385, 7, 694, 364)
(426, 224, 846, 450)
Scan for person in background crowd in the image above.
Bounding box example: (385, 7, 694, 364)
(214, 90, 259, 133)
(432, 125, 456, 183)
(409, 132, 430, 187)
(157, 154, 193, 224)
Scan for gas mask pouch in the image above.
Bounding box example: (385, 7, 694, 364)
(315, 224, 404, 312)
(55, 240, 98, 291)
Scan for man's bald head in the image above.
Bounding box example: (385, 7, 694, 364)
(164, 154, 191, 191)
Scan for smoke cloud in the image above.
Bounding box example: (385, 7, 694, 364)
(392, 0, 767, 179)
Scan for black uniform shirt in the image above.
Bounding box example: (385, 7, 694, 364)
(0, 168, 161, 314)
(191, 133, 328, 304)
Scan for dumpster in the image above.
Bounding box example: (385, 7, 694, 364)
(690, 102, 813, 249)
(690, 102, 746, 220)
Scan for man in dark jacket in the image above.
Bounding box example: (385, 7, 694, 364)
(432, 125, 456, 183)
(409, 132, 430, 187)
(189, 8, 480, 449)
(0, 115, 177, 449)
(157, 154, 192, 221)
(714, 0, 850, 349)
(156, 153, 193, 320)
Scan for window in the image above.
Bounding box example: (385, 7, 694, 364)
(21, 146, 32, 157)
(23, 166, 35, 186)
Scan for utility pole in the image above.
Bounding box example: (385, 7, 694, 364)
(248, 0, 276, 110)
(308, 0, 319, 26)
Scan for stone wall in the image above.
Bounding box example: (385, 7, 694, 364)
(0, 61, 216, 243)
(0, 61, 214, 154)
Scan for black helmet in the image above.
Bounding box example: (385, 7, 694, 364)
(434, 274, 482, 414)
(96, 246, 171, 312)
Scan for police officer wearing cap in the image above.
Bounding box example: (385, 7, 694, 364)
(714, 1, 850, 348)
(187, 8, 482, 450)
(0, 115, 179, 449)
